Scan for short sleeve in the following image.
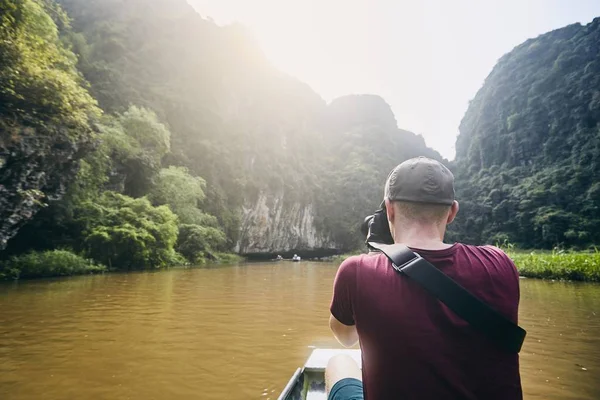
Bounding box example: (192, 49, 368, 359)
(330, 256, 359, 326)
(483, 245, 521, 321)
(486, 246, 520, 282)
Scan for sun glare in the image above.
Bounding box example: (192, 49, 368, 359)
(189, 0, 600, 160)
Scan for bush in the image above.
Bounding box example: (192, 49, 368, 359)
(76, 191, 179, 270)
(176, 224, 227, 264)
(0, 250, 106, 280)
(212, 253, 244, 264)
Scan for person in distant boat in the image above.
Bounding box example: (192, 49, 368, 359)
(327, 157, 522, 400)
(292, 254, 301, 261)
(276, 255, 283, 260)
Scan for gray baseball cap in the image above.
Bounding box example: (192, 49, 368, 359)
(384, 157, 455, 205)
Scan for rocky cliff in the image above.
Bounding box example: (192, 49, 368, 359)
(0, 0, 97, 251)
(0, 123, 93, 251)
(450, 18, 600, 248)
(234, 192, 336, 254)
(232, 95, 443, 254)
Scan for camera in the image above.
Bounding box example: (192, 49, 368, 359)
(362, 201, 394, 247)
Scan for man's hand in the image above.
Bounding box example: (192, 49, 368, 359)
(329, 314, 359, 347)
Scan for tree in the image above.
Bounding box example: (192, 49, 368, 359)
(107, 106, 171, 197)
(148, 166, 217, 226)
(76, 192, 179, 270)
(0, 0, 98, 128)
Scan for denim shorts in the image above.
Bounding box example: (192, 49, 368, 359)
(328, 378, 364, 400)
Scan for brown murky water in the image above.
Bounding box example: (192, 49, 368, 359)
(0, 262, 598, 400)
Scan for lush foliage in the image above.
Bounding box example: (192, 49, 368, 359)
(3, 0, 599, 280)
(106, 106, 171, 197)
(176, 224, 227, 264)
(67, 106, 172, 203)
(3, 106, 177, 254)
(76, 192, 179, 270)
(0, 0, 99, 251)
(149, 166, 218, 227)
(0, 250, 106, 280)
(4, 101, 226, 274)
(0, 0, 98, 128)
(451, 18, 600, 249)
(509, 250, 600, 282)
(53, 0, 443, 252)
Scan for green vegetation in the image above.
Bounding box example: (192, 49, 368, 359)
(2, 0, 443, 275)
(0, 0, 100, 250)
(0, 0, 240, 279)
(76, 192, 180, 270)
(509, 250, 600, 282)
(149, 166, 218, 227)
(0, 250, 106, 280)
(176, 224, 227, 265)
(0, 0, 99, 128)
(0, 0, 599, 281)
(451, 18, 600, 250)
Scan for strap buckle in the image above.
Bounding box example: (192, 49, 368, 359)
(391, 252, 422, 274)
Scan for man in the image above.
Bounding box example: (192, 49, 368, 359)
(327, 157, 522, 400)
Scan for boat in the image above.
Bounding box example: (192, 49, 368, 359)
(278, 349, 361, 400)
(292, 254, 302, 262)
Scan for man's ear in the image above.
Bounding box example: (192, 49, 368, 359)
(384, 198, 394, 223)
(385, 198, 395, 239)
(447, 201, 459, 224)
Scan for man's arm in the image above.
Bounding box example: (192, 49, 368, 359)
(329, 314, 359, 347)
(329, 256, 360, 347)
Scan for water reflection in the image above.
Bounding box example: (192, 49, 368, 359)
(0, 263, 598, 399)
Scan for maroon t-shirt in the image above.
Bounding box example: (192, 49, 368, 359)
(330, 243, 522, 400)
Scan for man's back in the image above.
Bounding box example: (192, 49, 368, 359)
(330, 243, 522, 400)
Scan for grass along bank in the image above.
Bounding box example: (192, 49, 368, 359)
(329, 248, 600, 282)
(508, 250, 600, 282)
(0, 250, 107, 280)
(0, 249, 244, 281)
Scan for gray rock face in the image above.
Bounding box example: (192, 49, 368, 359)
(0, 123, 88, 250)
(234, 192, 337, 254)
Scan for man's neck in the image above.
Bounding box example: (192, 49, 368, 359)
(392, 223, 451, 251)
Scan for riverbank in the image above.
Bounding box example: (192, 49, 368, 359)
(510, 250, 600, 282)
(0, 250, 107, 280)
(330, 248, 600, 282)
(0, 250, 244, 281)
(3, 248, 598, 282)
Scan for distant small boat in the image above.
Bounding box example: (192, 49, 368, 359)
(292, 254, 301, 262)
(278, 349, 361, 400)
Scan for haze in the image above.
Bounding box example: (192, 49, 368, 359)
(188, 0, 600, 159)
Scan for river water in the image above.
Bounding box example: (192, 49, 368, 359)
(0, 262, 598, 400)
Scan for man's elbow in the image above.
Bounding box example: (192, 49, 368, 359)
(329, 315, 359, 347)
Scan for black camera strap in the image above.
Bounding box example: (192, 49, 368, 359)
(368, 241, 526, 353)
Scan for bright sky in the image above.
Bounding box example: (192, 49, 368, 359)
(188, 0, 600, 159)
